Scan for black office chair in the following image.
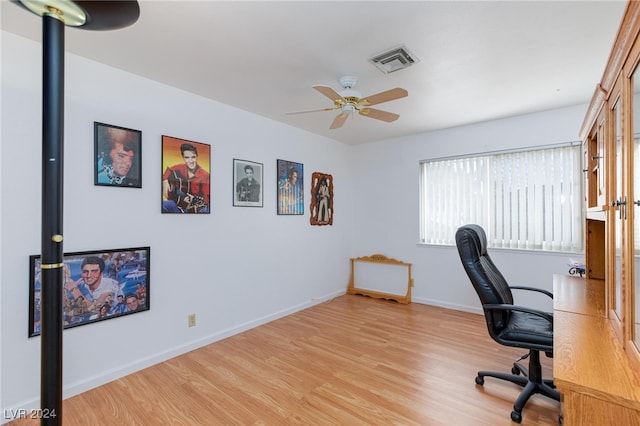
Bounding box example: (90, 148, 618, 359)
(454, 224, 560, 423)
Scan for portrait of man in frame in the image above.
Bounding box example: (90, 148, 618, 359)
(310, 172, 333, 225)
(94, 122, 142, 188)
(233, 159, 263, 207)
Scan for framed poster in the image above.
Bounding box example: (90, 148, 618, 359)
(94, 122, 142, 188)
(277, 159, 303, 215)
(29, 247, 150, 337)
(161, 136, 211, 214)
(310, 172, 333, 225)
(233, 159, 263, 207)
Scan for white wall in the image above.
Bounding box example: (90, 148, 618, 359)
(1, 32, 353, 416)
(1, 30, 589, 419)
(349, 105, 588, 314)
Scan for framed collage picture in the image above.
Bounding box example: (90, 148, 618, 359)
(29, 247, 150, 337)
(94, 122, 142, 188)
(277, 159, 304, 215)
(233, 159, 263, 207)
(161, 136, 211, 214)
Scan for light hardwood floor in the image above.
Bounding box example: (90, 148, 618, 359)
(8, 295, 560, 425)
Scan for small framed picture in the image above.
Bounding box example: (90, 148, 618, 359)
(161, 136, 211, 214)
(29, 246, 150, 337)
(310, 172, 333, 226)
(277, 159, 304, 215)
(94, 122, 142, 188)
(233, 159, 263, 207)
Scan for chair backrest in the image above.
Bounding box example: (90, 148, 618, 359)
(455, 224, 514, 334)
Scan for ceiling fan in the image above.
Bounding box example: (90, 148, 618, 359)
(287, 76, 408, 129)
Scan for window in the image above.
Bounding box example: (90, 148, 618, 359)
(420, 144, 583, 252)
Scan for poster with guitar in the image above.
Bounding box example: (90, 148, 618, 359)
(161, 135, 211, 214)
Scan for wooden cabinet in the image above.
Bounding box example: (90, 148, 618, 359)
(580, 0, 640, 354)
(584, 109, 607, 211)
(568, 1, 640, 424)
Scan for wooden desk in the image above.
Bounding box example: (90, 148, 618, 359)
(553, 274, 640, 425)
(553, 274, 606, 317)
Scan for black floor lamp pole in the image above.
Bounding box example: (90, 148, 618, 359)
(40, 13, 65, 425)
(10, 2, 139, 423)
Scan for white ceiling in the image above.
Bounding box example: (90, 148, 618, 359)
(1, 1, 627, 145)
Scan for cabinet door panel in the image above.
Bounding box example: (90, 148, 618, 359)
(633, 65, 640, 350)
(613, 96, 623, 322)
(598, 118, 608, 208)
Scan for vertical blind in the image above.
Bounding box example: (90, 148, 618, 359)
(420, 144, 583, 252)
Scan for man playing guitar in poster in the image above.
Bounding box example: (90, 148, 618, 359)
(162, 143, 210, 213)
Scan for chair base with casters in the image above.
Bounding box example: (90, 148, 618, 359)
(475, 350, 560, 423)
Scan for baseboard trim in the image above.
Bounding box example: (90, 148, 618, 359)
(1, 290, 346, 425)
(411, 296, 483, 315)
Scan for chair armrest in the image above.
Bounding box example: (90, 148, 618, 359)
(510, 286, 553, 299)
(483, 303, 554, 325)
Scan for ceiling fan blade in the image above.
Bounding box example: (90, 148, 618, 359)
(330, 112, 349, 129)
(359, 88, 408, 107)
(314, 85, 345, 102)
(359, 108, 400, 122)
(286, 106, 339, 115)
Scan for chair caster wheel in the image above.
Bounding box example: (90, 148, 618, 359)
(512, 365, 520, 375)
(475, 376, 484, 385)
(511, 410, 522, 423)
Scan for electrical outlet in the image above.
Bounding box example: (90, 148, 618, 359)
(188, 314, 196, 327)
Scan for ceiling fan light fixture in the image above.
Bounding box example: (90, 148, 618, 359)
(342, 104, 355, 114)
(369, 44, 419, 74)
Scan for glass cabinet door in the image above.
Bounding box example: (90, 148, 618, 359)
(633, 65, 640, 348)
(614, 97, 623, 322)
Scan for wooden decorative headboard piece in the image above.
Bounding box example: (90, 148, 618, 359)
(347, 254, 413, 304)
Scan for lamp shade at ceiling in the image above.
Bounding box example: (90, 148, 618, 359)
(76, 1, 139, 30)
(11, 0, 140, 30)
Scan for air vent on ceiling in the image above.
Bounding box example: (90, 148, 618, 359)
(369, 45, 419, 74)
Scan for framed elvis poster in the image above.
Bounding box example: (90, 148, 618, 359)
(233, 159, 263, 207)
(310, 172, 333, 225)
(29, 247, 150, 337)
(161, 136, 211, 214)
(277, 159, 303, 215)
(94, 122, 142, 188)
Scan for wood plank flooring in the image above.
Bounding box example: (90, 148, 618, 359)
(8, 295, 560, 425)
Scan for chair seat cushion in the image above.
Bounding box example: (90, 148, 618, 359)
(498, 311, 553, 348)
